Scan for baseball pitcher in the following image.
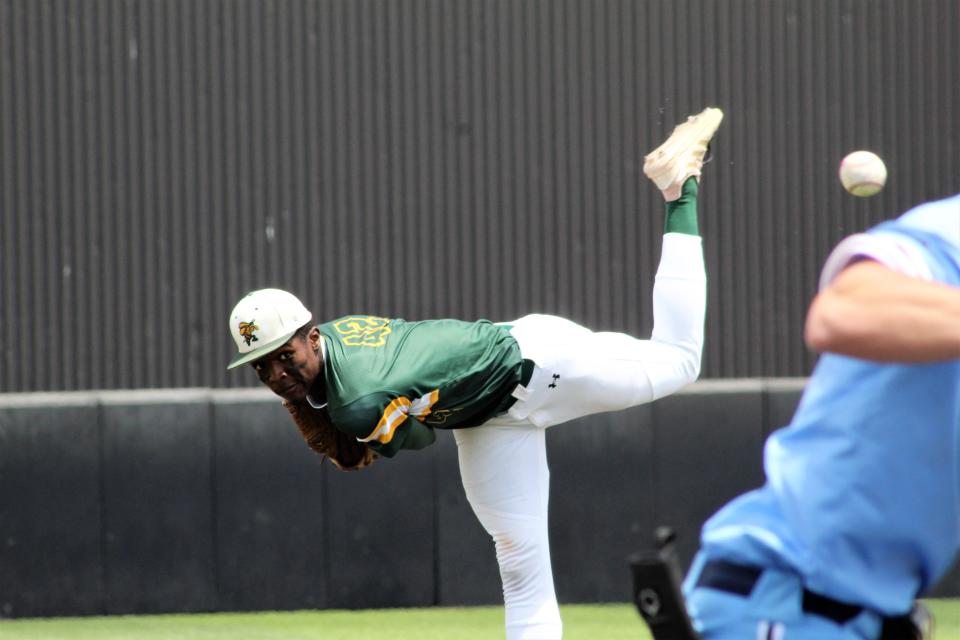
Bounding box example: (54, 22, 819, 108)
(227, 108, 724, 640)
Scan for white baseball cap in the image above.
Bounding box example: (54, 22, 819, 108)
(227, 288, 313, 369)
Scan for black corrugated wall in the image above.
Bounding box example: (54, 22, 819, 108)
(1, 0, 957, 392)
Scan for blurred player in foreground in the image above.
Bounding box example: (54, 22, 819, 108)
(683, 192, 960, 639)
(225, 107, 722, 640)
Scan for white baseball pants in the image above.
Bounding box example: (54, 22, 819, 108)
(454, 233, 706, 639)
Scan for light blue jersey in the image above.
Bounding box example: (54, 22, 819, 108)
(698, 194, 960, 616)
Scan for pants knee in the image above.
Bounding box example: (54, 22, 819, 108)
(493, 528, 562, 640)
(490, 525, 553, 602)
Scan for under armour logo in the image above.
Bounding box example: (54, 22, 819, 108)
(548, 374, 560, 389)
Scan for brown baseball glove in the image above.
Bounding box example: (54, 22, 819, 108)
(282, 400, 379, 471)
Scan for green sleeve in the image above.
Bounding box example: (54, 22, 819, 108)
(329, 393, 437, 458)
(368, 419, 436, 458)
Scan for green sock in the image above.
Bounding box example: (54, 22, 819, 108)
(664, 177, 700, 236)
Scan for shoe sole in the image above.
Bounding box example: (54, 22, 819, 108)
(643, 107, 724, 193)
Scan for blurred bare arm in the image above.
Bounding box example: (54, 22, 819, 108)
(804, 259, 960, 362)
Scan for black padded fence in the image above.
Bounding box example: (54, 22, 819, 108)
(3, 381, 957, 619)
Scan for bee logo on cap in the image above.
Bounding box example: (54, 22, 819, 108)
(238, 320, 260, 346)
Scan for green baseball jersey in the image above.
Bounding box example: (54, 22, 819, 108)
(316, 316, 524, 458)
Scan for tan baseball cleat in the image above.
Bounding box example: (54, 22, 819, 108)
(644, 107, 724, 201)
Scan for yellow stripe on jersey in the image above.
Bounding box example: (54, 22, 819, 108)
(409, 389, 439, 419)
(361, 389, 440, 444)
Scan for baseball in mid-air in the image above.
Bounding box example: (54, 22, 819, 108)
(838, 150, 887, 197)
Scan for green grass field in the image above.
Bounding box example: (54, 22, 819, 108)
(2, 601, 960, 640)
